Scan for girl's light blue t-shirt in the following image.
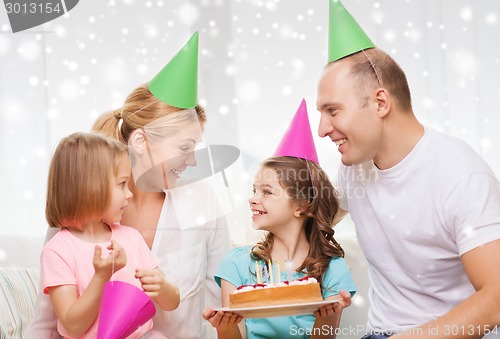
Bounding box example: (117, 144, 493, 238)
(215, 246, 356, 339)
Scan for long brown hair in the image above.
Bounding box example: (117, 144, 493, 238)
(251, 156, 344, 284)
(92, 83, 206, 143)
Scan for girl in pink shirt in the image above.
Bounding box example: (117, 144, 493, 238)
(41, 132, 179, 338)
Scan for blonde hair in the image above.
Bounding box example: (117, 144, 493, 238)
(92, 83, 207, 142)
(251, 156, 344, 285)
(45, 132, 129, 228)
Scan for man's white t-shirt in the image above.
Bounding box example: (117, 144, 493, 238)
(336, 127, 500, 334)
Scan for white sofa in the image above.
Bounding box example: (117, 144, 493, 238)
(337, 233, 370, 339)
(0, 234, 369, 339)
(0, 236, 44, 339)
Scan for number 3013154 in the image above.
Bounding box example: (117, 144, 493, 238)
(5, 2, 62, 14)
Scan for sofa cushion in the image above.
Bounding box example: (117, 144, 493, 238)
(0, 268, 40, 339)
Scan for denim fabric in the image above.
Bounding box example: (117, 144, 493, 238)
(361, 334, 391, 339)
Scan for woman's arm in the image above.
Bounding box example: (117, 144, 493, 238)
(205, 215, 231, 308)
(24, 228, 61, 339)
(24, 293, 61, 339)
(135, 267, 180, 311)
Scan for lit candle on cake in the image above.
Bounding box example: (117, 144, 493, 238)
(285, 259, 293, 282)
(262, 264, 269, 283)
(276, 261, 281, 284)
(268, 260, 274, 284)
(255, 261, 261, 284)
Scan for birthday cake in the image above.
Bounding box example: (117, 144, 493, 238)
(229, 277, 322, 308)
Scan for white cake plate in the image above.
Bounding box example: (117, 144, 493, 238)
(214, 296, 342, 319)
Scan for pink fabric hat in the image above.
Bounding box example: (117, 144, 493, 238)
(97, 281, 156, 339)
(273, 99, 319, 164)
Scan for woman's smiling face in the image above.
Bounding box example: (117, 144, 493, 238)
(131, 110, 204, 192)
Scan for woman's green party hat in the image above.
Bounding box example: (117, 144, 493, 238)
(148, 32, 199, 108)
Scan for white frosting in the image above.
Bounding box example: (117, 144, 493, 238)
(232, 277, 318, 294)
(234, 285, 266, 293)
(289, 277, 318, 285)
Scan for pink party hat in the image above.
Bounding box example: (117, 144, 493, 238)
(97, 281, 156, 339)
(273, 99, 319, 164)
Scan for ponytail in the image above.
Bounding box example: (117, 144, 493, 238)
(91, 109, 124, 142)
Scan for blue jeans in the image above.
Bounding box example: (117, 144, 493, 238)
(361, 334, 392, 339)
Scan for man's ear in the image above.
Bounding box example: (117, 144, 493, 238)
(129, 129, 147, 155)
(374, 88, 391, 118)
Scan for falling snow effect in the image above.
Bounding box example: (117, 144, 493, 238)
(0, 0, 498, 241)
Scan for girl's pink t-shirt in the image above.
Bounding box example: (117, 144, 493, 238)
(41, 224, 158, 339)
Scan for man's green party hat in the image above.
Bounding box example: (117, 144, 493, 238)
(149, 32, 199, 108)
(328, 0, 375, 62)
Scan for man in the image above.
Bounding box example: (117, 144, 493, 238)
(316, 1, 500, 338)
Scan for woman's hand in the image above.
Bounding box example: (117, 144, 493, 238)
(93, 240, 127, 281)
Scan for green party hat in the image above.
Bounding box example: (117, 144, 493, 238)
(328, 0, 375, 62)
(148, 32, 199, 108)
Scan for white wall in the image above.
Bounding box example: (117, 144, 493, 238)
(1, 0, 499, 244)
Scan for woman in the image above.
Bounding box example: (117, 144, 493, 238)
(26, 32, 231, 339)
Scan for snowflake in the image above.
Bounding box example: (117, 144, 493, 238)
(383, 30, 396, 42)
(282, 86, 292, 96)
(481, 138, 492, 151)
(177, 3, 200, 25)
(452, 51, 477, 77)
(23, 190, 34, 201)
(352, 295, 365, 307)
(486, 13, 498, 25)
(237, 81, 261, 102)
(58, 79, 79, 100)
(460, 7, 473, 22)
(371, 11, 384, 25)
(422, 98, 434, 110)
(64, 60, 79, 71)
(80, 76, 90, 86)
(219, 105, 229, 115)
(0, 36, 11, 55)
(17, 40, 40, 61)
(279, 25, 294, 39)
(145, 24, 158, 38)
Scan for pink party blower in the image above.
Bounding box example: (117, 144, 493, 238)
(97, 281, 156, 339)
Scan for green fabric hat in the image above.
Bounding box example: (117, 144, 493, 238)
(328, 0, 375, 62)
(148, 32, 199, 109)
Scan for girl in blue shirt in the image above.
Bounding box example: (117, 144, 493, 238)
(203, 155, 356, 339)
